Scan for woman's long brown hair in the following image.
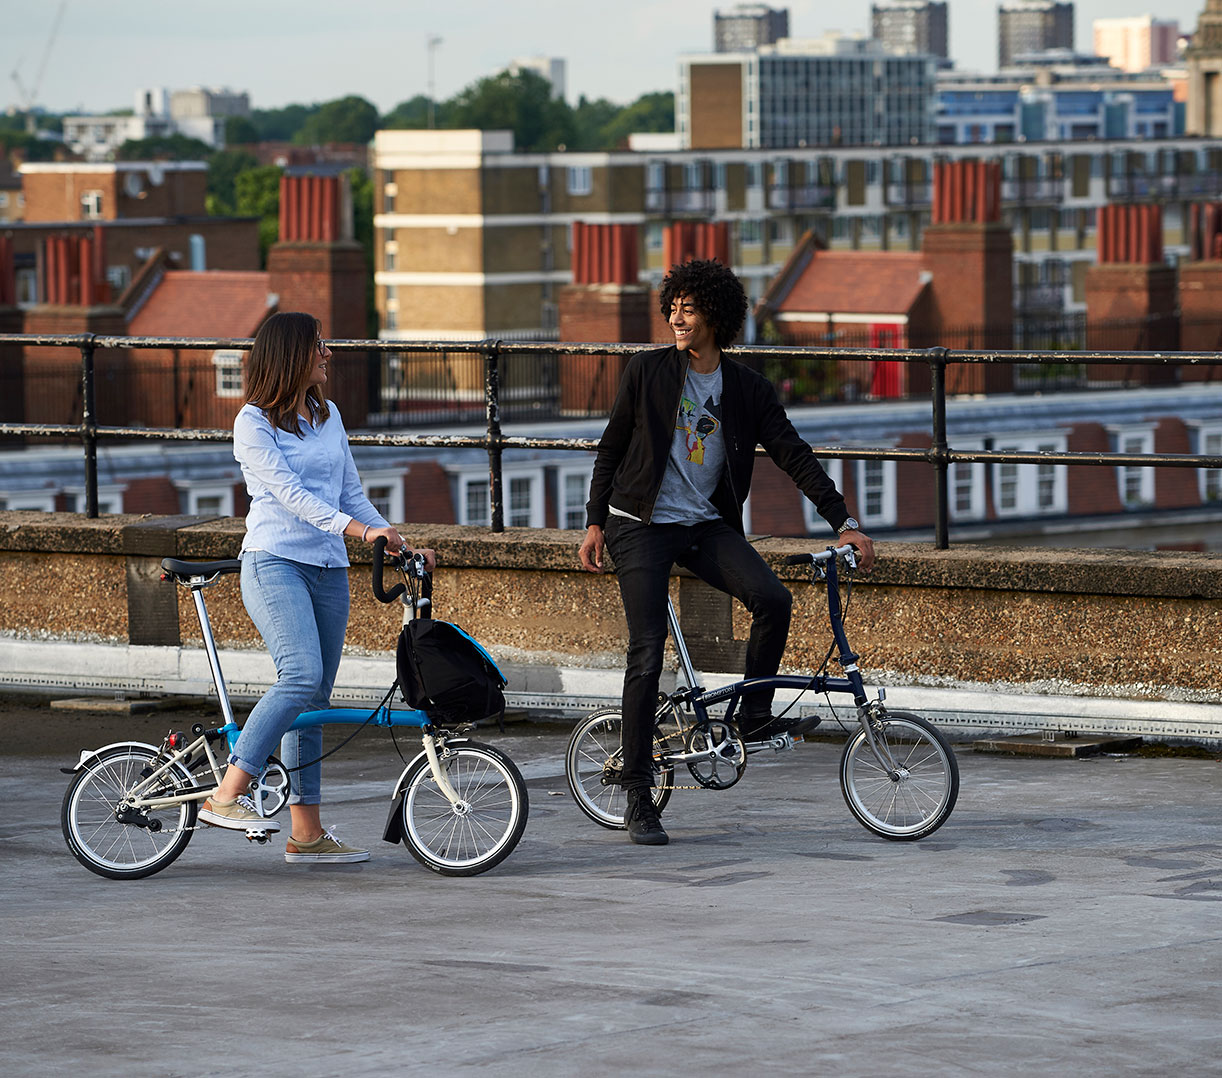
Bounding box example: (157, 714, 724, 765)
(244, 311, 330, 436)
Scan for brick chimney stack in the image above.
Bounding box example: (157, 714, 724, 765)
(267, 172, 369, 417)
(917, 160, 1012, 392)
(558, 222, 647, 414)
(1085, 204, 1177, 381)
(1178, 202, 1222, 362)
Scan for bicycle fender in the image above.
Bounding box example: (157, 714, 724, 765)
(60, 740, 160, 774)
(381, 737, 478, 845)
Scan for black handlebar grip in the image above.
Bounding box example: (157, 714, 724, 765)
(371, 536, 406, 603)
(783, 553, 815, 566)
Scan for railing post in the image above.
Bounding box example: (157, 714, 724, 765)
(485, 341, 504, 533)
(80, 335, 98, 518)
(929, 347, 949, 549)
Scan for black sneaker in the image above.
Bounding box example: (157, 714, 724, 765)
(624, 788, 669, 846)
(740, 714, 822, 742)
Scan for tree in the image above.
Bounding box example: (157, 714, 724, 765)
(206, 148, 259, 215)
(234, 165, 283, 265)
(381, 95, 444, 130)
(571, 96, 621, 151)
(447, 70, 575, 152)
(248, 104, 316, 142)
(115, 133, 214, 161)
(294, 95, 380, 145)
(224, 115, 260, 146)
(597, 92, 674, 149)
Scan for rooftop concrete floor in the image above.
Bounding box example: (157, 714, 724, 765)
(3, 701, 1220, 1077)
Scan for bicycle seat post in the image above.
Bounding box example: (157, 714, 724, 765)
(666, 597, 700, 691)
(186, 586, 238, 728)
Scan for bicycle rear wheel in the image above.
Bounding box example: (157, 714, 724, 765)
(62, 745, 197, 879)
(565, 708, 674, 829)
(839, 710, 959, 841)
(398, 741, 528, 876)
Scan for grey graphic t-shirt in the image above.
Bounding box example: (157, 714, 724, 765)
(651, 364, 725, 524)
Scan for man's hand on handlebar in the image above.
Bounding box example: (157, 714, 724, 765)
(838, 529, 875, 573)
(578, 524, 605, 573)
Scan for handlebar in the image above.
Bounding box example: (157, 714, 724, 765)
(371, 537, 430, 604)
(783, 543, 858, 567)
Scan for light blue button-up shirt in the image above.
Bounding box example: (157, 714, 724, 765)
(234, 401, 389, 568)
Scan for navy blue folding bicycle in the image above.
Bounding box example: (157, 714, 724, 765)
(61, 541, 528, 879)
(564, 544, 960, 841)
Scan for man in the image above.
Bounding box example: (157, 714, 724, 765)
(578, 259, 875, 847)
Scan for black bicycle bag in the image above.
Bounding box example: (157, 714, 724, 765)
(396, 618, 507, 726)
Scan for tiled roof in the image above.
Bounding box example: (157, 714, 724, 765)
(128, 270, 273, 337)
(771, 250, 929, 317)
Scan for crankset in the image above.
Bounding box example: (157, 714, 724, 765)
(682, 719, 747, 790)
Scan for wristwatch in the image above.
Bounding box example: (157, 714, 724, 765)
(837, 517, 859, 535)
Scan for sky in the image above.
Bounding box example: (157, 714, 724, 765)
(2, 0, 1214, 116)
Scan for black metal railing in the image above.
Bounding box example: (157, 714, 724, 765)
(3, 332, 1222, 549)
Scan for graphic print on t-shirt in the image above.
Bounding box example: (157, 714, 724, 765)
(677, 392, 721, 465)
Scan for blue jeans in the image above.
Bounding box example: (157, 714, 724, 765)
(230, 552, 350, 805)
(604, 516, 792, 792)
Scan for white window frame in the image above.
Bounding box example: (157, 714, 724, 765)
(177, 481, 235, 517)
(212, 348, 244, 398)
(856, 458, 898, 529)
(63, 485, 125, 514)
(0, 490, 56, 511)
(457, 467, 544, 528)
(361, 470, 404, 524)
(557, 462, 593, 531)
(80, 190, 103, 219)
(802, 458, 845, 533)
(1193, 423, 1222, 503)
(1108, 425, 1155, 509)
(949, 439, 986, 521)
(567, 166, 592, 196)
(992, 433, 1068, 517)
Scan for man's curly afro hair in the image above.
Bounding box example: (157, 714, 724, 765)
(658, 259, 748, 350)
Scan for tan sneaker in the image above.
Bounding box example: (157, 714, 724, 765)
(285, 827, 369, 864)
(199, 794, 281, 833)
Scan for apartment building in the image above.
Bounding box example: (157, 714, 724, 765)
(678, 35, 937, 150)
(713, 4, 789, 53)
(998, 1, 1075, 70)
(1186, 0, 1222, 135)
(871, 1, 949, 60)
(1093, 16, 1181, 74)
(372, 128, 1222, 343)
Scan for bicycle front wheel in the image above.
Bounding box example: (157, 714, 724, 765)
(399, 741, 528, 876)
(839, 710, 959, 841)
(61, 746, 198, 879)
(564, 708, 674, 829)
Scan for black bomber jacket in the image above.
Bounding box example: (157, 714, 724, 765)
(585, 345, 850, 535)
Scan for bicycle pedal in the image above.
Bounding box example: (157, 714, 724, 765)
(244, 828, 272, 844)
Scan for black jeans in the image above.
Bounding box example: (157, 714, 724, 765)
(604, 516, 792, 792)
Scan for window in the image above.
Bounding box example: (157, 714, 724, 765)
(802, 459, 844, 533)
(0, 193, 7, 208)
(992, 435, 1067, 517)
(567, 166, 593, 196)
(1198, 426, 1222, 503)
(362, 471, 404, 523)
(212, 349, 244, 398)
(178, 482, 235, 517)
(462, 477, 490, 526)
(383, 182, 397, 213)
(80, 190, 103, 219)
(106, 264, 131, 295)
(857, 459, 897, 528)
(1110, 427, 1155, 508)
(458, 470, 542, 528)
(950, 440, 986, 521)
(645, 221, 664, 251)
(558, 464, 593, 530)
(740, 220, 763, 246)
(746, 162, 764, 188)
(64, 486, 124, 514)
(0, 491, 56, 511)
(384, 239, 397, 271)
(646, 162, 666, 190)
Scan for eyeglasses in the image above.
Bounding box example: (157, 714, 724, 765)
(315, 339, 328, 355)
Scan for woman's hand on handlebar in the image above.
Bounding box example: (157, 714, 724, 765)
(366, 526, 436, 573)
(839, 529, 875, 573)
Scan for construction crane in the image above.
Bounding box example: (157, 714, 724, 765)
(10, 0, 68, 133)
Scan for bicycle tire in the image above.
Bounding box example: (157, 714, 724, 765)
(62, 745, 198, 880)
(398, 741, 528, 876)
(839, 710, 959, 841)
(564, 708, 675, 829)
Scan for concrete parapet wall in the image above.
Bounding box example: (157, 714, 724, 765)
(2, 512, 1221, 707)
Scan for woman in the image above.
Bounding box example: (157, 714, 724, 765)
(199, 312, 435, 864)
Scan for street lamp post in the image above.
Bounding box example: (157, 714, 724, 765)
(427, 35, 443, 129)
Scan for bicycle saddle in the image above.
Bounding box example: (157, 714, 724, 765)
(160, 557, 242, 579)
